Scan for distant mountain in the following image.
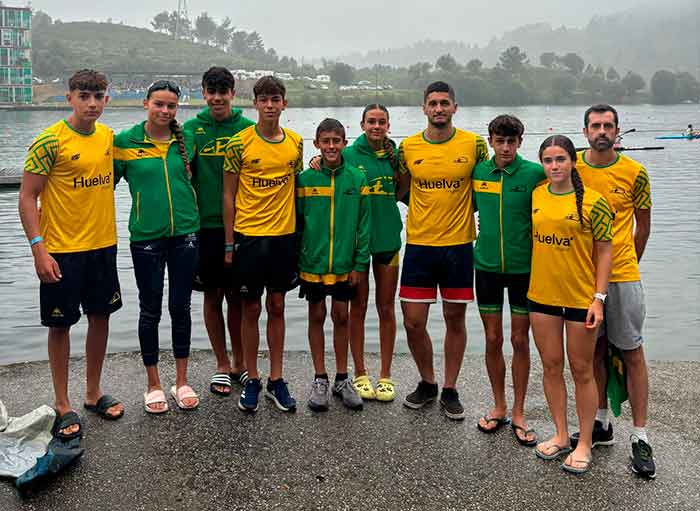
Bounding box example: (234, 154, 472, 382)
(339, 0, 700, 78)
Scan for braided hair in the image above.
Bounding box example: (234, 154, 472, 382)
(169, 118, 191, 178)
(539, 134, 586, 229)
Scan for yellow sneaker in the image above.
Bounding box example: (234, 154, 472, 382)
(352, 375, 376, 400)
(375, 378, 396, 402)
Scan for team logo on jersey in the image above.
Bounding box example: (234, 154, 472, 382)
(413, 159, 424, 165)
(71, 153, 81, 161)
(453, 156, 469, 164)
(565, 213, 580, 223)
(200, 138, 229, 156)
(137, 149, 146, 157)
(251, 158, 261, 165)
(534, 232, 574, 247)
(532, 208, 540, 214)
(610, 187, 632, 199)
(196, 127, 206, 134)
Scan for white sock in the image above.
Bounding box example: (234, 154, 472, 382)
(631, 426, 648, 443)
(595, 408, 610, 428)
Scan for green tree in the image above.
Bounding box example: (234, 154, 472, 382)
(408, 62, 432, 81)
(550, 74, 576, 103)
(560, 53, 585, 76)
(466, 58, 483, 75)
(650, 70, 678, 104)
(621, 71, 645, 96)
(213, 17, 234, 50)
(676, 72, 700, 102)
(606, 67, 620, 81)
(194, 12, 217, 45)
(150, 11, 170, 33)
(330, 62, 355, 86)
(32, 10, 52, 31)
(498, 46, 528, 75)
(540, 52, 557, 69)
(436, 53, 459, 73)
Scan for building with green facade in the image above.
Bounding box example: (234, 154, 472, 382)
(0, 5, 31, 104)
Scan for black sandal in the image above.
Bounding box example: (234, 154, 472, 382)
(210, 372, 232, 396)
(511, 423, 538, 447)
(477, 415, 511, 434)
(52, 411, 83, 440)
(83, 394, 124, 420)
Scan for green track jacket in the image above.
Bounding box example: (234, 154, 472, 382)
(472, 154, 546, 274)
(183, 108, 255, 229)
(296, 161, 371, 277)
(343, 134, 403, 255)
(114, 121, 199, 242)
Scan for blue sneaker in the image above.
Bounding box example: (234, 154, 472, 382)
(238, 378, 262, 412)
(265, 378, 297, 412)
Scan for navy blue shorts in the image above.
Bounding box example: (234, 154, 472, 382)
(399, 243, 474, 303)
(40, 245, 122, 327)
(475, 270, 530, 316)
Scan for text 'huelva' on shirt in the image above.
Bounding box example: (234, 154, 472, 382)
(398, 128, 488, 246)
(24, 119, 117, 253)
(223, 125, 304, 236)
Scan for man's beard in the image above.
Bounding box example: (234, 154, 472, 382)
(591, 135, 614, 150)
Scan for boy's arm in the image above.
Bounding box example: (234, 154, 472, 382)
(222, 136, 243, 263)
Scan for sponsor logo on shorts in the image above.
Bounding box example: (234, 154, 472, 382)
(251, 174, 291, 188)
(109, 292, 121, 305)
(534, 232, 574, 247)
(239, 285, 249, 294)
(73, 173, 111, 189)
(416, 177, 465, 190)
(51, 307, 64, 318)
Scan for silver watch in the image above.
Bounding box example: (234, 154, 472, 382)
(594, 292, 607, 303)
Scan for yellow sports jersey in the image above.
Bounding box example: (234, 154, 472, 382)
(223, 125, 303, 236)
(399, 128, 488, 246)
(528, 185, 614, 309)
(576, 152, 651, 282)
(24, 120, 116, 253)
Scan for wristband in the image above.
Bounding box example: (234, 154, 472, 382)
(29, 236, 43, 246)
(224, 243, 234, 253)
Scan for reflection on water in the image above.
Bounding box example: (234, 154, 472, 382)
(1, 104, 699, 364)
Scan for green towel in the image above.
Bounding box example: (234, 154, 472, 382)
(606, 345, 628, 417)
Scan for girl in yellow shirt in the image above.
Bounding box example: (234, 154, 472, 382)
(528, 135, 613, 475)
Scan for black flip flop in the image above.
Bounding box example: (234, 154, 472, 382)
(210, 372, 233, 396)
(512, 423, 538, 447)
(83, 394, 124, 420)
(230, 370, 249, 387)
(52, 411, 83, 440)
(477, 415, 511, 433)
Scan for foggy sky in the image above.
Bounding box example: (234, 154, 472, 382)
(29, 0, 650, 59)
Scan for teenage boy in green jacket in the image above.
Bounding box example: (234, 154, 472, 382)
(297, 118, 371, 411)
(472, 114, 546, 446)
(184, 67, 254, 397)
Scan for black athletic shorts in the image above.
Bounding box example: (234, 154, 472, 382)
(40, 244, 122, 327)
(299, 279, 356, 303)
(192, 228, 234, 292)
(232, 232, 298, 300)
(527, 299, 588, 323)
(372, 250, 400, 267)
(399, 243, 474, 303)
(475, 270, 530, 316)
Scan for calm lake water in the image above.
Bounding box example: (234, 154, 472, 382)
(0, 104, 699, 364)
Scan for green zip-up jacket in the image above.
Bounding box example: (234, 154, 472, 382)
(472, 154, 546, 274)
(183, 108, 254, 228)
(296, 161, 371, 276)
(114, 121, 199, 242)
(343, 134, 403, 255)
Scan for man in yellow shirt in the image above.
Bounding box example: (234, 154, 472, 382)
(396, 81, 488, 420)
(18, 70, 124, 440)
(572, 104, 655, 479)
(223, 76, 303, 413)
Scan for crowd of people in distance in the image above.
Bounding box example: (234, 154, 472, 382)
(17, 67, 655, 479)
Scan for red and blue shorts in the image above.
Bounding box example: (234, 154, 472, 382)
(399, 243, 474, 304)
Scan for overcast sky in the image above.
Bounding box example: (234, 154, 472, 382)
(29, 0, 649, 58)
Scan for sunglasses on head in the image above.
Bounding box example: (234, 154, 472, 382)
(147, 80, 181, 98)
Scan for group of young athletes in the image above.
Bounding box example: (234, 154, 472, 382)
(17, 67, 655, 479)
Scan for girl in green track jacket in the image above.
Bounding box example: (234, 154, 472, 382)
(114, 80, 200, 414)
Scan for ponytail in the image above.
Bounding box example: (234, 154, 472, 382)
(169, 119, 191, 178)
(383, 137, 398, 171)
(571, 167, 586, 230)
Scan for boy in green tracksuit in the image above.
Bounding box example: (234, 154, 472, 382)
(183, 67, 254, 397)
(297, 118, 371, 412)
(472, 114, 546, 445)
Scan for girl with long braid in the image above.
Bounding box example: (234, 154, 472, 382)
(527, 135, 614, 474)
(114, 80, 201, 413)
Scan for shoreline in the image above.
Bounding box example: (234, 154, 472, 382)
(1, 350, 698, 509)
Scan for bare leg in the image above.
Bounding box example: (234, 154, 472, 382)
(144, 364, 166, 412)
(349, 272, 369, 376)
(479, 312, 508, 428)
(48, 326, 76, 435)
(442, 301, 467, 389)
(510, 313, 533, 440)
(175, 356, 198, 407)
(621, 346, 649, 428)
(266, 292, 286, 381)
(241, 298, 262, 380)
(331, 299, 350, 374)
(203, 288, 231, 393)
(374, 260, 398, 379)
(308, 301, 327, 376)
(226, 292, 245, 374)
(401, 301, 434, 383)
(594, 335, 609, 409)
(84, 314, 123, 417)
